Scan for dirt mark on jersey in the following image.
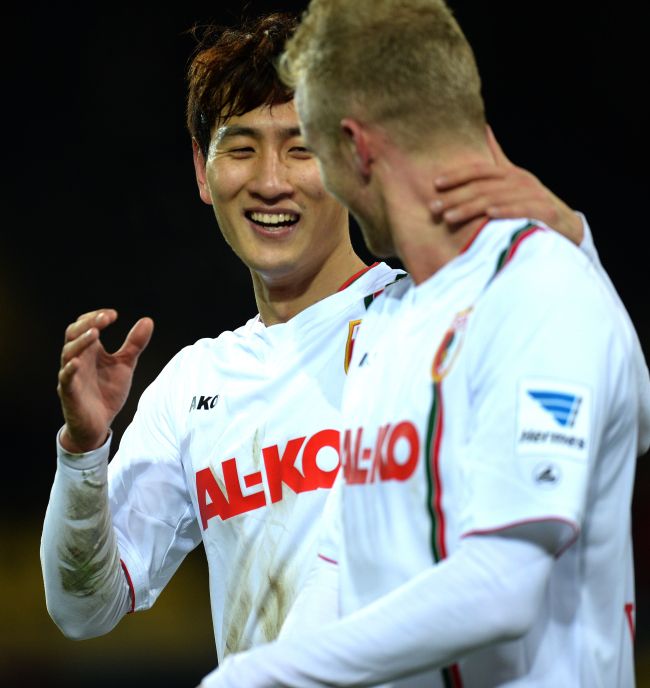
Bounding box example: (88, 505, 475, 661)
(58, 482, 119, 596)
(222, 425, 295, 653)
(223, 529, 255, 655)
(256, 561, 291, 643)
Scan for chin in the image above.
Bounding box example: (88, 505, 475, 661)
(249, 251, 311, 284)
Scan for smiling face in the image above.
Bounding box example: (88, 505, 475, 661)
(194, 100, 351, 289)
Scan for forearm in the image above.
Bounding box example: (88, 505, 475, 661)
(40, 429, 131, 639)
(202, 534, 553, 687)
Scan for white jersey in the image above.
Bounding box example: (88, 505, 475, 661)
(326, 220, 650, 687)
(107, 262, 402, 660)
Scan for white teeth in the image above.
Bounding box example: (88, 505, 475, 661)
(250, 212, 298, 225)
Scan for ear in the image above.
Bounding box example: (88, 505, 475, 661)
(192, 139, 213, 205)
(340, 118, 374, 181)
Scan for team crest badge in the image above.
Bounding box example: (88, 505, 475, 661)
(432, 308, 472, 382)
(344, 319, 362, 373)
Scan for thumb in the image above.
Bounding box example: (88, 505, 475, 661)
(118, 317, 154, 364)
(486, 124, 513, 168)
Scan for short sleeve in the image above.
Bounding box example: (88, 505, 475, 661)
(457, 242, 635, 553)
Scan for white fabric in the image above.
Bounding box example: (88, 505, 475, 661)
(277, 554, 340, 640)
(40, 262, 403, 658)
(199, 533, 554, 688)
(334, 218, 647, 686)
(576, 213, 650, 454)
(205, 218, 649, 687)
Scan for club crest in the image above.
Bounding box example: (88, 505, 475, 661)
(432, 308, 472, 382)
(344, 319, 362, 373)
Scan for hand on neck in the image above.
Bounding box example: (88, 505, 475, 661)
(378, 144, 492, 285)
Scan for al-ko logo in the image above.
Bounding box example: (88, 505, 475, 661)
(341, 421, 420, 485)
(196, 429, 339, 528)
(196, 421, 421, 528)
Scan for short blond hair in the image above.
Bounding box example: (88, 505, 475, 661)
(279, 0, 486, 151)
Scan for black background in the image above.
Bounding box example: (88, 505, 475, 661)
(2, 1, 649, 686)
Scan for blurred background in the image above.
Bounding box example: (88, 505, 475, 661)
(2, 1, 649, 686)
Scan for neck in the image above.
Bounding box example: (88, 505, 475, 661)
(252, 241, 367, 326)
(378, 147, 490, 285)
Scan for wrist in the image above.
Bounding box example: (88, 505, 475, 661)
(563, 208, 584, 246)
(60, 426, 110, 454)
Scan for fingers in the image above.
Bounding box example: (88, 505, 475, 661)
(116, 317, 155, 364)
(433, 176, 536, 221)
(431, 165, 549, 224)
(57, 356, 80, 392)
(64, 309, 118, 344)
(486, 201, 560, 226)
(61, 310, 153, 371)
(60, 326, 100, 369)
(433, 161, 503, 192)
(61, 309, 117, 368)
(447, 192, 554, 226)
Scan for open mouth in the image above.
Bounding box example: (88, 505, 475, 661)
(246, 211, 300, 230)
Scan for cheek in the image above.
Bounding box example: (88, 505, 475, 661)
(206, 162, 246, 202)
(294, 161, 329, 199)
(301, 172, 346, 218)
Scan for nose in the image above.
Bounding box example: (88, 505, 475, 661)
(247, 151, 294, 202)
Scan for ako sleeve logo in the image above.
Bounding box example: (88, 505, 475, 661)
(189, 394, 220, 411)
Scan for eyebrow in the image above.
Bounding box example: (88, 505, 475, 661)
(215, 125, 303, 144)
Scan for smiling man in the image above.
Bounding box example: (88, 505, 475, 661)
(40, 9, 594, 676)
(193, 100, 361, 323)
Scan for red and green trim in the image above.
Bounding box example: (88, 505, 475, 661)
(424, 382, 446, 562)
(120, 559, 136, 613)
(444, 665, 464, 688)
(424, 382, 464, 688)
(491, 222, 544, 281)
(418, 222, 541, 688)
(363, 272, 408, 309)
(337, 262, 379, 292)
(460, 218, 491, 255)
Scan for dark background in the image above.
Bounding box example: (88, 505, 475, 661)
(2, 1, 649, 686)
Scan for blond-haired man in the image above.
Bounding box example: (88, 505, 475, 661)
(199, 1, 650, 686)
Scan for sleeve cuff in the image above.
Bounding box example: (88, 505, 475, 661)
(56, 425, 113, 470)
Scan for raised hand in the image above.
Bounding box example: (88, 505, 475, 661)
(57, 309, 154, 453)
(431, 125, 584, 245)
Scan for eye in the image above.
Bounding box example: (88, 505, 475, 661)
(228, 146, 255, 158)
(289, 146, 313, 159)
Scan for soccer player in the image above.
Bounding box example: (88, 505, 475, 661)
(41, 9, 594, 673)
(197, 1, 650, 687)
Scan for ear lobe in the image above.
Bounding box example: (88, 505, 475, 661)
(192, 139, 213, 205)
(340, 118, 373, 180)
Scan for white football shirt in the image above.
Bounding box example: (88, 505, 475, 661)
(107, 261, 403, 659)
(327, 219, 650, 687)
